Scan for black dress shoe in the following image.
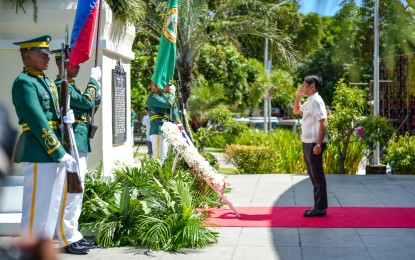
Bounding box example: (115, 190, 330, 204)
(77, 238, 96, 249)
(303, 208, 326, 217)
(304, 209, 312, 214)
(64, 242, 89, 255)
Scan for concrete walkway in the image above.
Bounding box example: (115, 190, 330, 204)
(59, 174, 415, 260)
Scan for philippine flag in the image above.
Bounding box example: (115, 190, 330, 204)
(69, 0, 100, 68)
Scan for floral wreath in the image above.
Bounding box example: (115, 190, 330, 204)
(161, 122, 240, 217)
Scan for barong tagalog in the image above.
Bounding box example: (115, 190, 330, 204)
(161, 122, 240, 218)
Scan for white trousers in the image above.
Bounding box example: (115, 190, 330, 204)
(57, 153, 88, 247)
(131, 126, 135, 145)
(150, 134, 167, 163)
(20, 162, 65, 240)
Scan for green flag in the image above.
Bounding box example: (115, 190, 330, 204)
(151, 0, 178, 90)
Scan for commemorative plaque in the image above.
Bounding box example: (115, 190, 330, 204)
(112, 59, 127, 144)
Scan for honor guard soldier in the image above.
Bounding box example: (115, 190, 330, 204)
(146, 81, 177, 163)
(53, 49, 101, 254)
(11, 35, 77, 242)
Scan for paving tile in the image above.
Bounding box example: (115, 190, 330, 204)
(233, 246, 302, 260)
(292, 199, 314, 207)
(299, 228, 365, 247)
(172, 245, 235, 260)
(270, 198, 297, 206)
(255, 187, 294, 195)
(292, 190, 313, 198)
(356, 228, 415, 236)
(360, 234, 415, 248)
(237, 228, 299, 247)
(302, 246, 372, 260)
(376, 198, 415, 207)
(212, 227, 242, 246)
(252, 193, 295, 206)
(367, 246, 415, 260)
(334, 192, 384, 206)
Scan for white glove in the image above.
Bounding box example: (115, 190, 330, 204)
(95, 88, 101, 100)
(63, 109, 75, 124)
(58, 153, 77, 172)
(90, 66, 101, 81)
(169, 84, 176, 93)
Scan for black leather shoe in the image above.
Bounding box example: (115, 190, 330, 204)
(303, 208, 326, 217)
(64, 242, 89, 255)
(77, 238, 96, 249)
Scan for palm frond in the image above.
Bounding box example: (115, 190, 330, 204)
(136, 215, 171, 250)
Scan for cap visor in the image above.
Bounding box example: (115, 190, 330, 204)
(37, 48, 53, 55)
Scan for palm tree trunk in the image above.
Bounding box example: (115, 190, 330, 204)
(339, 138, 350, 174)
(177, 64, 192, 109)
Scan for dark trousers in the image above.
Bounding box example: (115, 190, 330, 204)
(302, 142, 328, 210)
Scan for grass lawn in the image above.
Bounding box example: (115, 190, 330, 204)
(219, 167, 238, 174)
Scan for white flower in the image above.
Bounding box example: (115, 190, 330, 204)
(161, 122, 226, 194)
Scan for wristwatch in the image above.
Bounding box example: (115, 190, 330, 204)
(316, 143, 321, 147)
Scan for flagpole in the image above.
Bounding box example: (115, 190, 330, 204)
(94, 0, 103, 67)
(90, 0, 103, 141)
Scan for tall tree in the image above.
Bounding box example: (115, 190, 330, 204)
(294, 0, 415, 105)
(136, 0, 296, 107)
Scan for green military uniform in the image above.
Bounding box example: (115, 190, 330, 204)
(147, 92, 176, 162)
(168, 92, 181, 125)
(12, 63, 66, 162)
(54, 76, 100, 153)
(12, 35, 68, 241)
(147, 92, 176, 135)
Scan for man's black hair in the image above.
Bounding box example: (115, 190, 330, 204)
(304, 75, 322, 91)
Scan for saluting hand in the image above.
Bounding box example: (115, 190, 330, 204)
(297, 85, 305, 96)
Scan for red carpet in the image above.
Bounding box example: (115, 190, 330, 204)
(205, 207, 415, 228)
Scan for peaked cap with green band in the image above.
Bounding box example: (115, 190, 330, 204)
(52, 49, 63, 59)
(51, 48, 71, 60)
(13, 35, 53, 55)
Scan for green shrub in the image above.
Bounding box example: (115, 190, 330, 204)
(384, 133, 415, 175)
(205, 133, 235, 148)
(227, 128, 366, 174)
(233, 129, 306, 174)
(195, 105, 247, 150)
(226, 144, 280, 174)
(323, 139, 365, 174)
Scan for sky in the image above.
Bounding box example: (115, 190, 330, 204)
(298, 0, 363, 16)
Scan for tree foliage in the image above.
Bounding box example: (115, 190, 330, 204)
(296, 0, 415, 105)
(193, 41, 268, 114)
(384, 133, 415, 175)
(9, 0, 145, 24)
(328, 79, 394, 174)
(135, 0, 296, 107)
